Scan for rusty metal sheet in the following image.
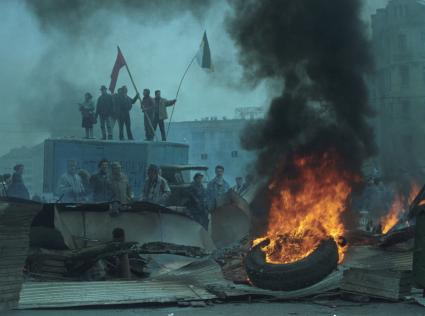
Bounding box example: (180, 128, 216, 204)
(0, 199, 43, 311)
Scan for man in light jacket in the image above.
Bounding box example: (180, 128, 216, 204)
(153, 90, 176, 141)
(57, 160, 85, 203)
(142, 164, 171, 205)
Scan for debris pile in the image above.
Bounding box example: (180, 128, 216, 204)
(213, 236, 251, 284)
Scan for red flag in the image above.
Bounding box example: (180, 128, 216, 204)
(109, 46, 127, 93)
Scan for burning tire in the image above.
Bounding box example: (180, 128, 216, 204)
(245, 238, 338, 291)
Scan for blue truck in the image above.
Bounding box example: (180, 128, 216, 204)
(43, 138, 189, 198)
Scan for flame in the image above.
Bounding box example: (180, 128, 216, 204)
(253, 151, 356, 264)
(380, 182, 420, 234)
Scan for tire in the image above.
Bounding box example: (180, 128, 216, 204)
(245, 238, 338, 291)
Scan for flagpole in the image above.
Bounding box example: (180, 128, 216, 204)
(119, 46, 156, 141)
(166, 53, 197, 138)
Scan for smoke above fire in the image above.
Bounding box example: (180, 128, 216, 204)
(227, 0, 376, 177)
(227, 0, 377, 260)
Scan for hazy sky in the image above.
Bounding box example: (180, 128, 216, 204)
(0, 0, 389, 155)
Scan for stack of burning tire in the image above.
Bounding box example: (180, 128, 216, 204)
(245, 237, 339, 291)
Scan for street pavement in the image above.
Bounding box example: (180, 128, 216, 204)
(3, 301, 425, 316)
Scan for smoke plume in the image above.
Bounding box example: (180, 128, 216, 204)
(17, 0, 214, 136)
(227, 0, 376, 178)
(25, 0, 212, 37)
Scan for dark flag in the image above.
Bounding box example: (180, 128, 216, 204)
(196, 31, 213, 71)
(109, 46, 127, 93)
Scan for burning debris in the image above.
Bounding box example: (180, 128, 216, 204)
(252, 151, 356, 264)
(226, 0, 375, 286)
(380, 182, 420, 234)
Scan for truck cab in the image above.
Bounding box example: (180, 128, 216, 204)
(160, 165, 208, 206)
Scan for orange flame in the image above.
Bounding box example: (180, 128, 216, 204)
(380, 182, 420, 234)
(253, 151, 357, 264)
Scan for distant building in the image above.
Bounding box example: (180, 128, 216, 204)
(370, 0, 425, 180)
(168, 107, 265, 182)
(0, 144, 44, 196)
(0, 105, 265, 193)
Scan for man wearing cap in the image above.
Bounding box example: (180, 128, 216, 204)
(153, 90, 176, 141)
(96, 85, 114, 140)
(186, 173, 209, 230)
(141, 164, 171, 205)
(110, 161, 133, 204)
(116, 86, 138, 141)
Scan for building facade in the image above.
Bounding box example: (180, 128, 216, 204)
(168, 107, 265, 183)
(371, 0, 425, 179)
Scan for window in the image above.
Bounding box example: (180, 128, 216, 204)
(231, 150, 238, 158)
(423, 99, 425, 118)
(398, 34, 407, 53)
(402, 134, 413, 153)
(401, 99, 410, 119)
(400, 65, 409, 87)
(201, 153, 208, 160)
(388, 102, 394, 118)
(423, 66, 425, 83)
(421, 32, 425, 49)
(387, 69, 392, 91)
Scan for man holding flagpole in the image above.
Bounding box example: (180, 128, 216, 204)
(153, 90, 176, 141)
(109, 46, 156, 141)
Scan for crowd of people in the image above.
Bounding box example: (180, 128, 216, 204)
(0, 159, 250, 230)
(56, 160, 248, 230)
(79, 85, 176, 141)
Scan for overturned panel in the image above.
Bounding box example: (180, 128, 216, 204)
(211, 192, 251, 248)
(55, 205, 215, 251)
(343, 246, 413, 271)
(0, 199, 43, 311)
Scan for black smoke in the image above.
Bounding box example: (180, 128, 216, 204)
(227, 0, 376, 178)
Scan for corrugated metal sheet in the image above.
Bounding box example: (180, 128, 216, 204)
(17, 258, 344, 309)
(208, 269, 343, 299)
(0, 199, 43, 310)
(18, 259, 221, 309)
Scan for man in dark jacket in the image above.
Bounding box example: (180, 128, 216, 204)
(116, 86, 138, 140)
(140, 89, 155, 141)
(90, 159, 113, 202)
(96, 85, 114, 140)
(7, 164, 30, 200)
(186, 173, 209, 230)
(153, 90, 176, 141)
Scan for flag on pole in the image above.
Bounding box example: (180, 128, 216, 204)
(109, 46, 127, 93)
(196, 31, 213, 71)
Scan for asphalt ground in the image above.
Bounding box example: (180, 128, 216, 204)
(4, 300, 425, 316)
